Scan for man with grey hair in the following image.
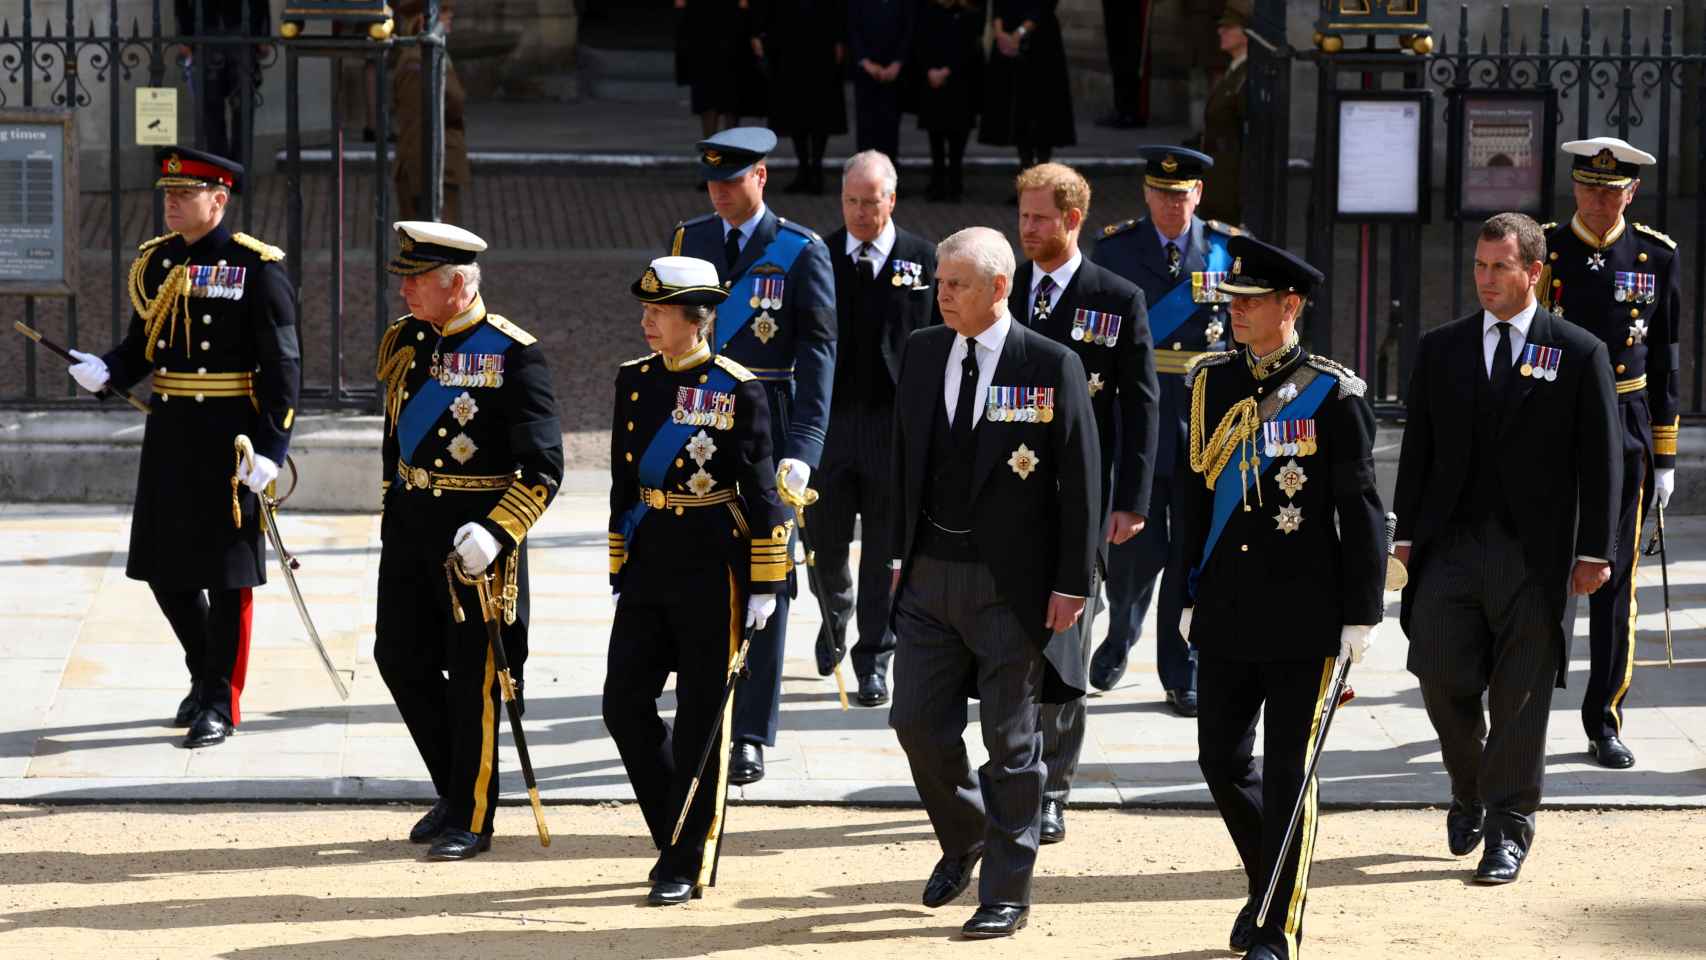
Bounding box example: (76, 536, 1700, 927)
(806, 150, 939, 705)
(887, 226, 1099, 938)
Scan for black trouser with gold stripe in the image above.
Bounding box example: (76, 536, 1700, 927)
(603, 567, 742, 888)
(1197, 654, 1336, 960)
(1582, 426, 1648, 742)
(375, 537, 511, 839)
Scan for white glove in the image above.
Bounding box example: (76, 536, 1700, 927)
(1656, 468, 1676, 509)
(238, 454, 279, 495)
(746, 593, 778, 630)
(68, 349, 109, 393)
(1339, 623, 1378, 665)
(778, 458, 811, 498)
(1179, 608, 1193, 642)
(453, 522, 501, 575)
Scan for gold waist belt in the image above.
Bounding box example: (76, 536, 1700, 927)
(395, 459, 512, 493)
(1616, 375, 1648, 396)
(152, 371, 255, 399)
(1154, 351, 1210, 375)
(638, 486, 737, 510)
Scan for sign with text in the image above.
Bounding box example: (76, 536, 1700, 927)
(134, 87, 178, 146)
(1331, 92, 1433, 223)
(0, 109, 76, 296)
(1448, 89, 1556, 220)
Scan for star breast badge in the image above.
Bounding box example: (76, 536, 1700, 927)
(449, 391, 478, 427)
(686, 429, 717, 466)
(1276, 458, 1307, 498)
(1088, 372, 1105, 396)
(687, 468, 717, 496)
(448, 432, 478, 465)
(1274, 503, 1303, 534)
(1008, 443, 1041, 480)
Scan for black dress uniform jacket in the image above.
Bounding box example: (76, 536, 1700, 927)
(1540, 216, 1682, 470)
(826, 224, 938, 394)
(1177, 346, 1386, 657)
(890, 322, 1101, 701)
(671, 207, 839, 468)
(1010, 257, 1160, 525)
(102, 225, 300, 590)
(607, 350, 792, 598)
(1394, 308, 1620, 685)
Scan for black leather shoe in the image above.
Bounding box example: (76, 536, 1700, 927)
(729, 742, 765, 785)
(1472, 838, 1526, 884)
(428, 829, 492, 861)
(1589, 736, 1636, 769)
(410, 798, 452, 844)
(1039, 798, 1066, 844)
(181, 709, 230, 749)
(1088, 640, 1128, 691)
(1229, 897, 1257, 951)
(962, 904, 1029, 938)
(172, 691, 200, 727)
(1166, 689, 1199, 718)
(646, 880, 702, 905)
(1242, 944, 1284, 960)
(856, 673, 889, 707)
(814, 624, 847, 677)
(1447, 801, 1486, 856)
(922, 846, 983, 908)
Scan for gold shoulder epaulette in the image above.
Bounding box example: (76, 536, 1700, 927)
(621, 352, 660, 368)
(233, 232, 285, 261)
(1184, 349, 1238, 389)
(137, 231, 178, 252)
(1634, 222, 1678, 250)
(714, 355, 758, 382)
(670, 224, 685, 256)
(1307, 355, 1368, 399)
(486, 314, 537, 346)
(1205, 219, 1243, 237)
(1101, 219, 1137, 238)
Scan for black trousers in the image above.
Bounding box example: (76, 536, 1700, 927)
(1406, 519, 1559, 852)
(808, 402, 898, 678)
(1582, 441, 1646, 740)
(890, 552, 1045, 908)
(1197, 653, 1338, 960)
(1101, 473, 1198, 693)
(152, 585, 252, 724)
(192, 49, 243, 163)
(603, 568, 742, 887)
(1040, 561, 1101, 803)
(1100, 0, 1148, 120)
(853, 73, 902, 160)
(374, 538, 507, 838)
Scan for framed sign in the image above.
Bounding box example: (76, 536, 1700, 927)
(0, 108, 76, 297)
(1447, 89, 1556, 220)
(1330, 91, 1433, 222)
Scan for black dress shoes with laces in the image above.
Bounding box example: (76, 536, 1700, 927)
(1039, 798, 1066, 844)
(962, 904, 1029, 938)
(181, 709, 230, 749)
(922, 846, 984, 908)
(428, 829, 492, 861)
(1588, 736, 1635, 769)
(1447, 801, 1486, 856)
(729, 742, 765, 785)
(410, 798, 452, 844)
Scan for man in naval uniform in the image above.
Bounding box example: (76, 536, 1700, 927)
(1538, 137, 1683, 770)
(667, 126, 838, 785)
(372, 221, 564, 860)
(604, 255, 791, 905)
(68, 146, 299, 750)
(1090, 145, 1240, 717)
(1177, 236, 1384, 960)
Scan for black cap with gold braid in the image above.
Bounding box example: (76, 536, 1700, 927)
(632, 256, 729, 307)
(386, 220, 487, 276)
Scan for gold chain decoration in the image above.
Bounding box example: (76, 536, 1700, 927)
(375, 321, 415, 433)
(131, 256, 192, 363)
(1189, 376, 1264, 509)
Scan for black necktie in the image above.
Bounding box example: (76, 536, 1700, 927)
(1167, 242, 1182, 278)
(1489, 321, 1513, 398)
(724, 228, 742, 274)
(1032, 275, 1056, 324)
(855, 241, 874, 277)
(952, 337, 980, 445)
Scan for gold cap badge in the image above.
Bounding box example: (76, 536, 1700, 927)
(398, 232, 415, 252)
(166, 154, 182, 173)
(1591, 148, 1617, 170)
(1231, 256, 1243, 274)
(703, 149, 722, 167)
(1161, 154, 1180, 174)
(640, 268, 661, 293)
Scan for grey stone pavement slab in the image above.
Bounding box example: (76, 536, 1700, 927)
(1, 492, 1704, 809)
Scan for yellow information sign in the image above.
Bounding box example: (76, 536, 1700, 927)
(134, 87, 177, 146)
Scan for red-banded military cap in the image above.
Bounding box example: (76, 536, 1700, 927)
(154, 146, 243, 193)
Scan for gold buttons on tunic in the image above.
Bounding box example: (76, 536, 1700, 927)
(202, 314, 212, 325)
(416, 331, 426, 341)
(437, 427, 447, 437)
(1616, 363, 1627, 374)
(640, 364, 650, 373)
(699, 375, 709, 384)
(434, 459, 444, 468)
(1627, 338, 1635, 347)
(402, 390, 410, 399)
(674, 507, 685, 516)
(630, 391, 639, 401)
(1172, 342, 1183, 350)
(200, 340, 210, 351)
(675, 458, 684, 468)
(1549, 252, 1558, 261)
(625, 452, 634, 462)
(1240, 544, 1249, 552)
(433, 489, 443, 498)
(1639, 252, 1649, 263)
(1630, 308, 1641, 318)
(626, 421, 634, 431)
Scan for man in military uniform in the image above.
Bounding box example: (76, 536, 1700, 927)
(1195, 2, 1249, 225)
(1091, 146, 1239, 717)
(604, 256, 792, 905)
(68, 146, 299, 750)
(1007, 161, 1159, 845)
(668, 126, 838, 785)
(372, 221, 564, 860)
(392, 0, 470, 223)
(1177, 236, 1384, 960)
(1538, 137, 1682, 770)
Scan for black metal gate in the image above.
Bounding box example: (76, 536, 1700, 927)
(0, 0, 445, 410)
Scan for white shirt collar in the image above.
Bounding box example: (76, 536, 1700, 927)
(1227, 53, 1247, 73)
(844, 219, 897, 262)
(723, 202, 768, 243)
(1030, 248, 1082, 300)
(1482, 297, 1538, 339)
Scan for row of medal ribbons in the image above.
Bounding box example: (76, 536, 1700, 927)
(1263, 419, 1317, 458)
(1613, 271, 1657, 304)
(1070, 308, 1123, 345)
(986, 385, 1056, 423)
(187, 265, 246, 301)
(1191, 270, 1232, 304)
(672, 385, 736, 429)
(1519, 344, 1561, 381)
(749, 277, 786, 310)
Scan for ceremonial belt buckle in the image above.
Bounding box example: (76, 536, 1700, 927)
(643, 487, 668, 509)
(410, 466, 431, 490)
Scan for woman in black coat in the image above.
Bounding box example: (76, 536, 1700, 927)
(913, 0, 986, 201)
(979, 0, 1075, 171)
(753, 0, 848, 194)
(677, 0, 769, 137)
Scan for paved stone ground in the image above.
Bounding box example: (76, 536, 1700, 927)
(2, 491, 1704, 808)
